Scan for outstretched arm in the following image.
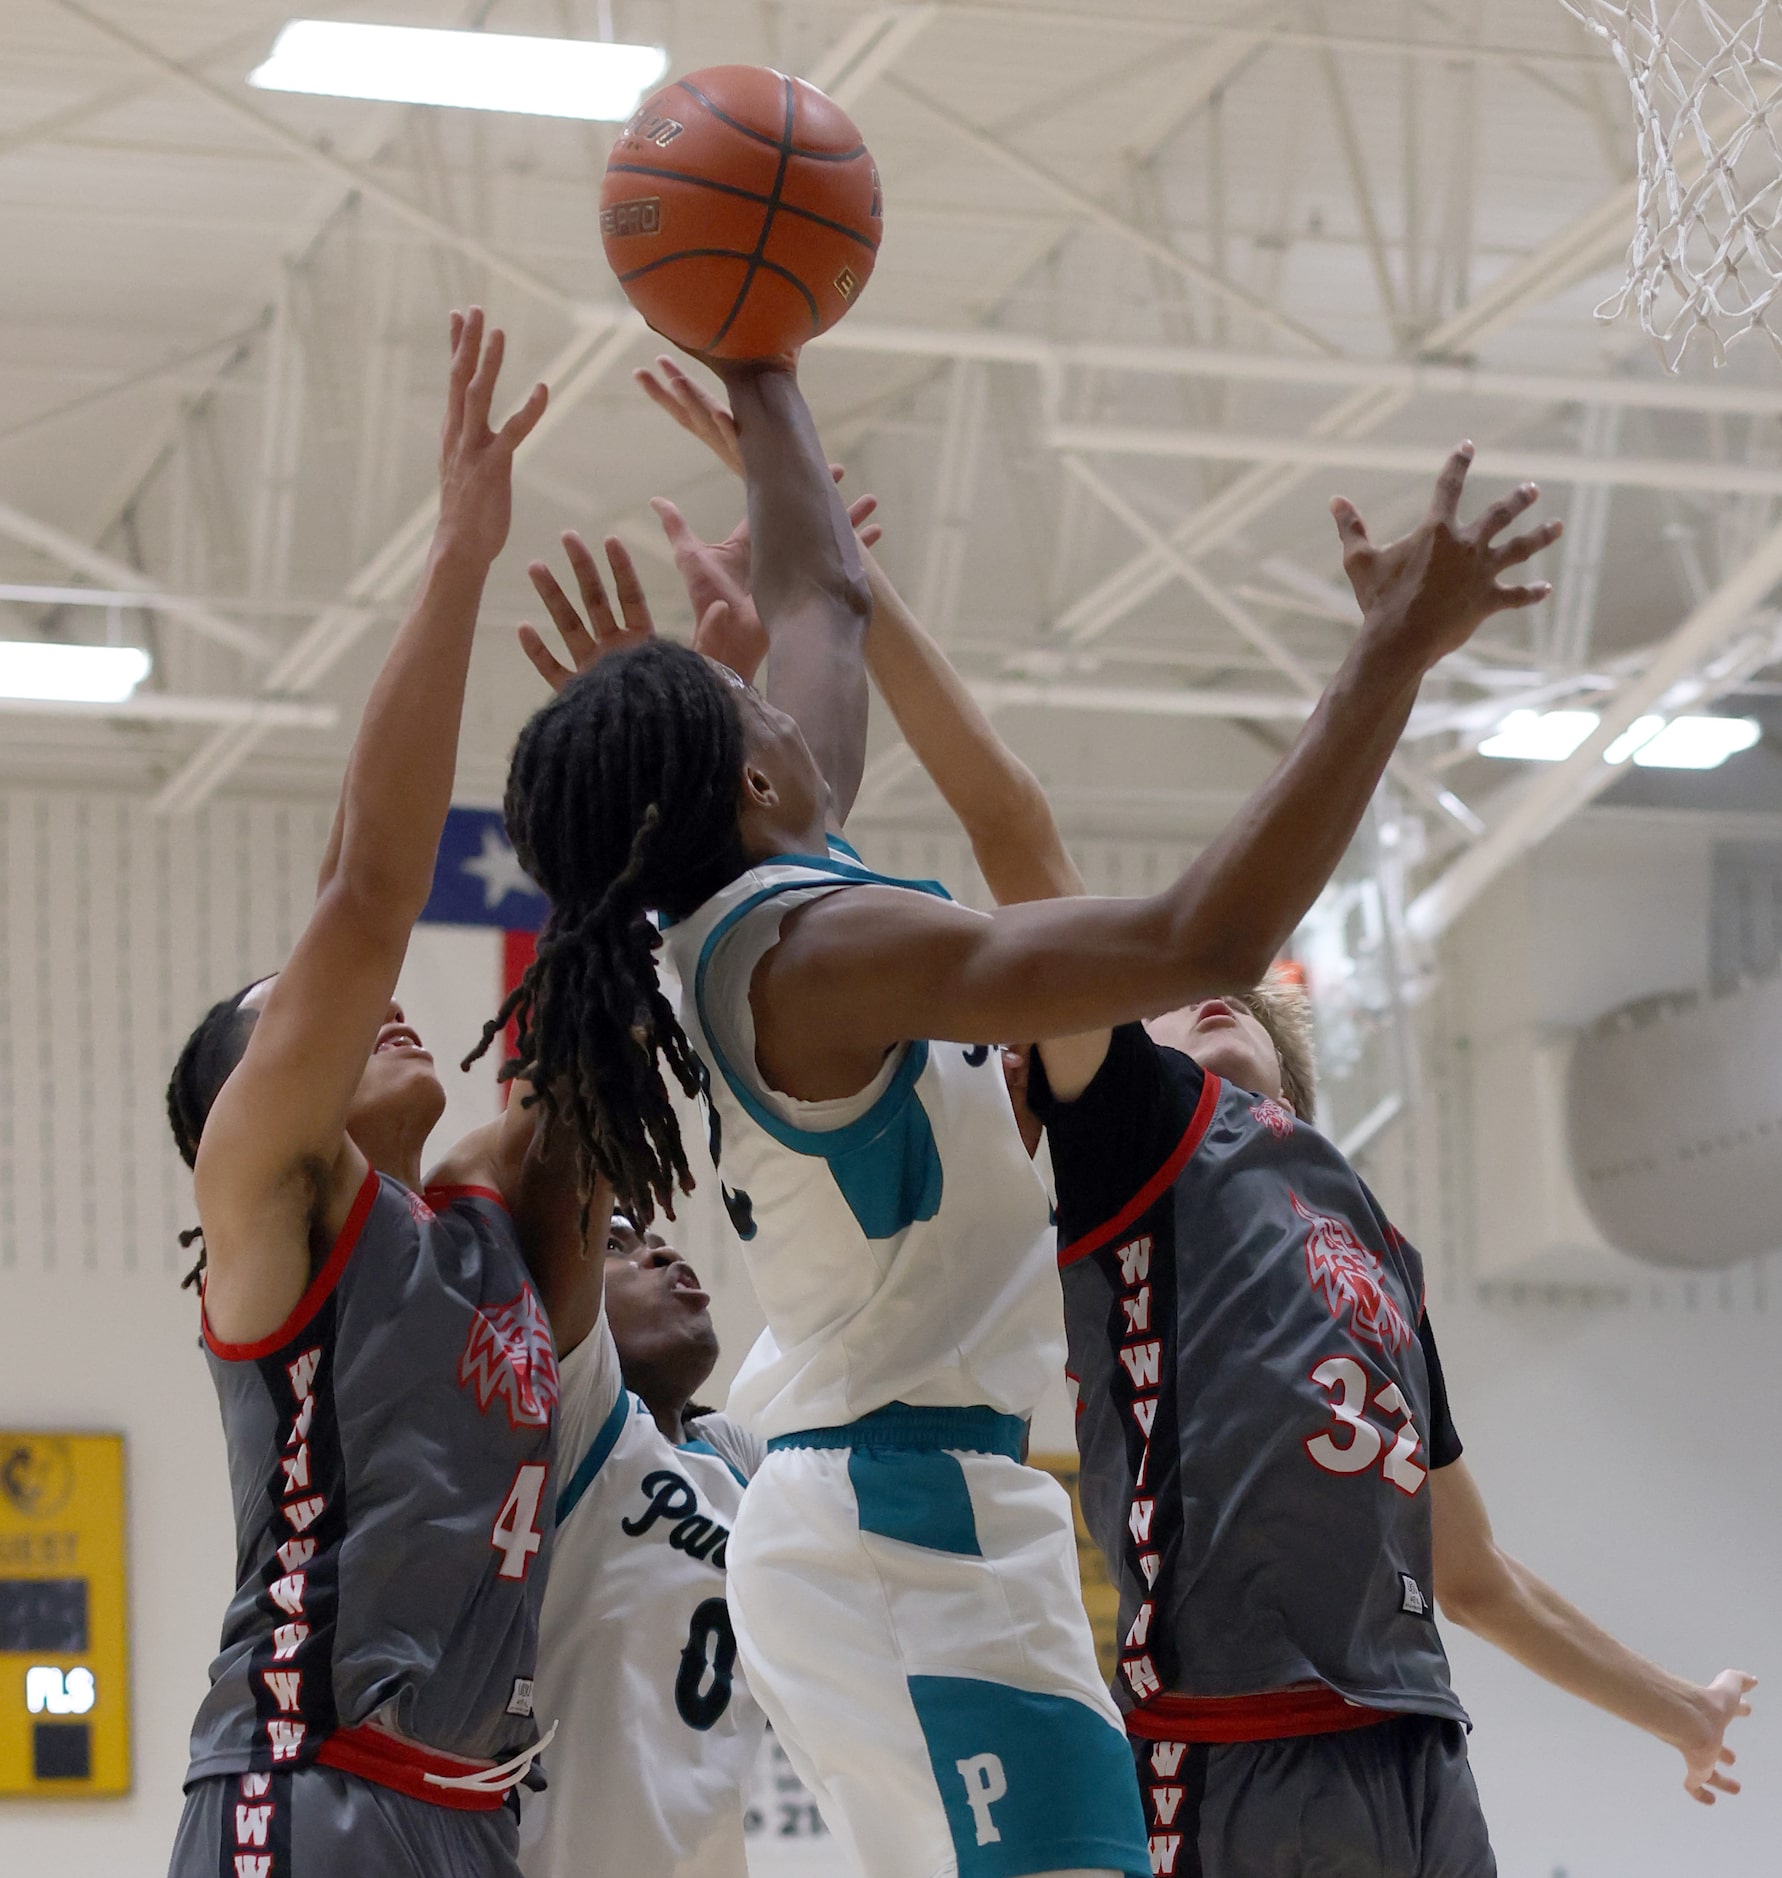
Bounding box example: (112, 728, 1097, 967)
(636, 356, 1077, 901)
(716, 360, 872, 821)
(754, 448, 1561, 1103)
(196, 311, 546, 1345)
(1431, 1458, 1756, 1805)
(860, 564, 1085, 905)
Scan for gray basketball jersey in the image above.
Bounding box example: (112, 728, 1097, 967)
(1031, 1026, 1467, 1731)
(185, 1171, 558, 1783)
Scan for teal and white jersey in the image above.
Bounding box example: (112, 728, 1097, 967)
(661, 844, 1063, 1440)
(521, 1318, 766, 1878)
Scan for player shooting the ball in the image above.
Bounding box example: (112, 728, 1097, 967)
(640, 358, 1756, 1878)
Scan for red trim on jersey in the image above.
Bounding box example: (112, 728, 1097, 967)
(315, 1722, 511, 1813)
(1126, 1684, 1395, 1744)
(1057, 1072, 1222, 1270)
(422, 1183, 511, 1214)
(202, 1166, 380, 1362)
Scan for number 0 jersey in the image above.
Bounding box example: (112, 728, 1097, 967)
(1029, 1026, 1467, 1733)
(660, 844, 1063, 1438)
(187, 1173, 558, 1787)
(521, 1318, 766, 1878)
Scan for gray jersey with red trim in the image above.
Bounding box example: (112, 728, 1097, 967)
(184, 1173, 559, 1784)
(1030, 1026, 1467, 1728)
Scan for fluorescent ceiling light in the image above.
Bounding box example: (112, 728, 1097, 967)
(1603, 714, 1665, 764)
(1630, 714, 1762, 770)
(1478, 708, 1600, 762)
(249, 20, 668, 121)
(0, 642, 150, 704)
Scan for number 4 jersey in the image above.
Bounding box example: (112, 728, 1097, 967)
(187, 1173, 558, 1786)
(1028, 1024, 1468, 1733)
(520, 1315, 767, 1878)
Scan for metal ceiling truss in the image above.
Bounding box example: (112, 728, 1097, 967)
(9, 0, 1780, 923)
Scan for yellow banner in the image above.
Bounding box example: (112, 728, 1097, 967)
(0, 1432, 130, 1796)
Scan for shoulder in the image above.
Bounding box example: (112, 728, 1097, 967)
(682, 1412, 764, 1486)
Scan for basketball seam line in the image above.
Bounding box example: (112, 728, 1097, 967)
(616, 249, 820, 323)
(605, 162, 881, 254)
(677, 80, 866, 163)
(707, 71, 800, 354)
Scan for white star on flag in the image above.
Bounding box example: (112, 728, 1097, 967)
(460, 826, 537, 911)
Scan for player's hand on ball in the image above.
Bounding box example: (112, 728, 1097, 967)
(1676, 1669, 1756, 1805)
(1332, 443, 1563, 676)
(517, 533, 655, 694)
(437, 307, 548, 569)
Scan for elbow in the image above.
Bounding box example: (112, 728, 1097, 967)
(833, 562, 873, 629)
(1435, 1554, 1517, 1638)
(325, 862, 430, 941)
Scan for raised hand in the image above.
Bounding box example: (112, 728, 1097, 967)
(636, 356, 744, 477)
(517, 533, 657, 695)
(653, 489, 880, 688)
(1676, 1669, 1757, 1805)
(1332, 444, 1563, 676)
(651, 498, 764, 683)
(437, 307, 548, 569)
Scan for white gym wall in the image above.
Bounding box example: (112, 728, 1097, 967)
(0, 788, 1776, 1875)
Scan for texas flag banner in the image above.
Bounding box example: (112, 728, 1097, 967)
(397, 805, 548, 1153)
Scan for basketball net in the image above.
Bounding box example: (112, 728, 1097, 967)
(1560, 0, 1782, 366)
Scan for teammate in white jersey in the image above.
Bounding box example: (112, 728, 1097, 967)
(482, 336, 1558, 1878)
(518, 1209, 767, 1878)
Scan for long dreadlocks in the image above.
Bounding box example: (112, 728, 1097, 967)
(466, 640, 751, 1229)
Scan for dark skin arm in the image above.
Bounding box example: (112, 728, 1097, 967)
(426, 1093, 611, 1358)
(751, 447, 1561, 1104)
(719, 361, 872, 822)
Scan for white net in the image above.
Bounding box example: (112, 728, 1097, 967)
(1560, 0, 1782, 366)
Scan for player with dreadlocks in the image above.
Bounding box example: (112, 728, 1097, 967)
(634, 365, 1757, 1877)
(162, 311, 609, 1878)
(483, 332, 1558, 1878)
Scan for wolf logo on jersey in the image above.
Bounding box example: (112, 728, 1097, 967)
(459, 1288, 560, 1428)
(1294, 1191, 1413, 1354)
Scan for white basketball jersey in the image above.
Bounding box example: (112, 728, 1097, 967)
(661, 844, 1064, 1439)
(521, 1320, 766, 1878)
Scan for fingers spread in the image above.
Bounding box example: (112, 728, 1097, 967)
(1330, 496, 1371, 552)
(859, 522, 884, 549)
(498, 381, 549, 452)
(605, 536, 654, 636)
(1494, 518, 1564, 570)
(1486, 580, 1553, 612)
(562, 532, 615, 634)
(1429, 442, 1475, 524)
(1473, 482, 1540, 544)
(691, 598, 733, 659)
(529, 560, 595, 651)
(847, 494, 879, 528)
(465, 321, 505, 433)
(517, 623, 573, 693)
(444, 307, 480, 445)
(652, 495, 696, 556)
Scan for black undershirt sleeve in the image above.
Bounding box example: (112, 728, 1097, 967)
(1417, 1308, 1464, 1469)
(1027, 1024, 1203, 1249)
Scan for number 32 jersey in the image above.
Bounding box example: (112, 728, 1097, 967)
(521, 1317, 767, 1878)
(1030, 1025, 1468, 1729)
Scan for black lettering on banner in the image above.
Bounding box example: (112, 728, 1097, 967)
(675, 1598, 737, 1731)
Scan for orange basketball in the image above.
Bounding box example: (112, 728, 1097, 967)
(600, 65, 882, 361)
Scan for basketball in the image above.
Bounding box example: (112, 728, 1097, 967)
(600, 65, 882, 361)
